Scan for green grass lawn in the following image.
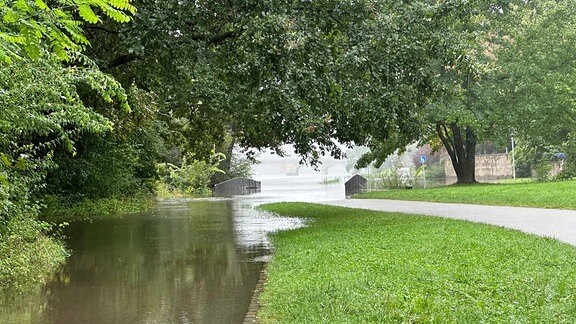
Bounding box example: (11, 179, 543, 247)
(355, 180, 576, 209)
(258, 203, 576, 323)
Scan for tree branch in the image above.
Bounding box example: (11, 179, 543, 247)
(208, 30, 237, 44)
(441, 124, 456, 154)
(103, 53, 142, 71)
(328, 14, 345, 28)
(436, 123, 456, 162)
(85, 25, 119, 34)
(187, 30, 239, 45)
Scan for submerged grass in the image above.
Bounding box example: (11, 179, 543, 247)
(41, 194, 155, 221)
(355, 180, 576, 209)
(259, 203, 576, 323)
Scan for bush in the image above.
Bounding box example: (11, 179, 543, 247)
(0, 156, 67, 293)
(533, 159, 552, 181)
(0, 217, 67, 293)
(558, 133, 576, 179)
(156, 151, 225, 197)
(366, 159, 414, 190)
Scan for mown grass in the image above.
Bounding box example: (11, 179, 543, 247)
(258, 203, 576, 323)
(355, 180, 576, 209)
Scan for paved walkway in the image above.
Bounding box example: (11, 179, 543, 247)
(322, 199, 576, 247)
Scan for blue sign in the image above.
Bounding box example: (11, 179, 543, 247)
(553, 152, 567, 159)
(419, 155, 427, 164)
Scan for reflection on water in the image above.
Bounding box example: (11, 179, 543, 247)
(0, 175, 345, 323)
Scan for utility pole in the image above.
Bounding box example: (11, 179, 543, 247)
(511, 135, 516, 179)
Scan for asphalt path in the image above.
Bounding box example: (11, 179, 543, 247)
(322, 199, 576, 247)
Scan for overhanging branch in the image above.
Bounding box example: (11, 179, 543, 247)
(103, 53, 142, 71)
(85, 25, 119, 34)
(187, 30, 239, 45)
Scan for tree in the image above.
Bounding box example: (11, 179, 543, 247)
(336, 1, 515, 184)
(0, 0, 136, 210)
(82, 0, 525, 186)
(0, 0, 135, 290)
(0, 1, 168, 203)
(490, 0, 576, 177)
(43, 84, 168, 201)
(407, 1, 520, 184)
(84, 1, 439, 165)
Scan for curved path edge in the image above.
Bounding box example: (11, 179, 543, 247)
(321, 199, 576, 247)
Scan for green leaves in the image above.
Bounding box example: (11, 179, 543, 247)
(34, 0, 48, 10)
(0, 0, 135, 62)
(493, 0, 576, 146)
(0, 0, 138, 293)
(77, 0, 137, 24)
(78, 4, 99, 24)
(156, 151, 226, 196)
(0, 60, 121, 154)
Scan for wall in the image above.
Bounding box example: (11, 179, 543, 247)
(444, 153, 512, 181)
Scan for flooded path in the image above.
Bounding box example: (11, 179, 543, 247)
(1, 175, 345, 323)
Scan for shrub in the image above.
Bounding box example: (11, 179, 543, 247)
(156, 151, 225, 196)
(533, 158, 552, 181)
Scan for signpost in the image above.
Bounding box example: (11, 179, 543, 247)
(419, 155, 427, 189)
(511, 135, 516, 179)
(419, 155, 427, 164)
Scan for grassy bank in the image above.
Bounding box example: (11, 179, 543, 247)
(41, 194, 155, 221)
(258, 203, 576, 323)
(0, 217, 67, 294)
(355, 180, 576, 209)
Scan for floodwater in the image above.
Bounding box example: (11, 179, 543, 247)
(0, 175, 345, 324)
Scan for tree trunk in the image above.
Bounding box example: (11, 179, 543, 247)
(436, 123, 477, 184)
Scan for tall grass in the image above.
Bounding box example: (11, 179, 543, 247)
(0, 217, 67, 294)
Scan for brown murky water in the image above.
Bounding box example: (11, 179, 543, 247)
(0, 176, 344, 323)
